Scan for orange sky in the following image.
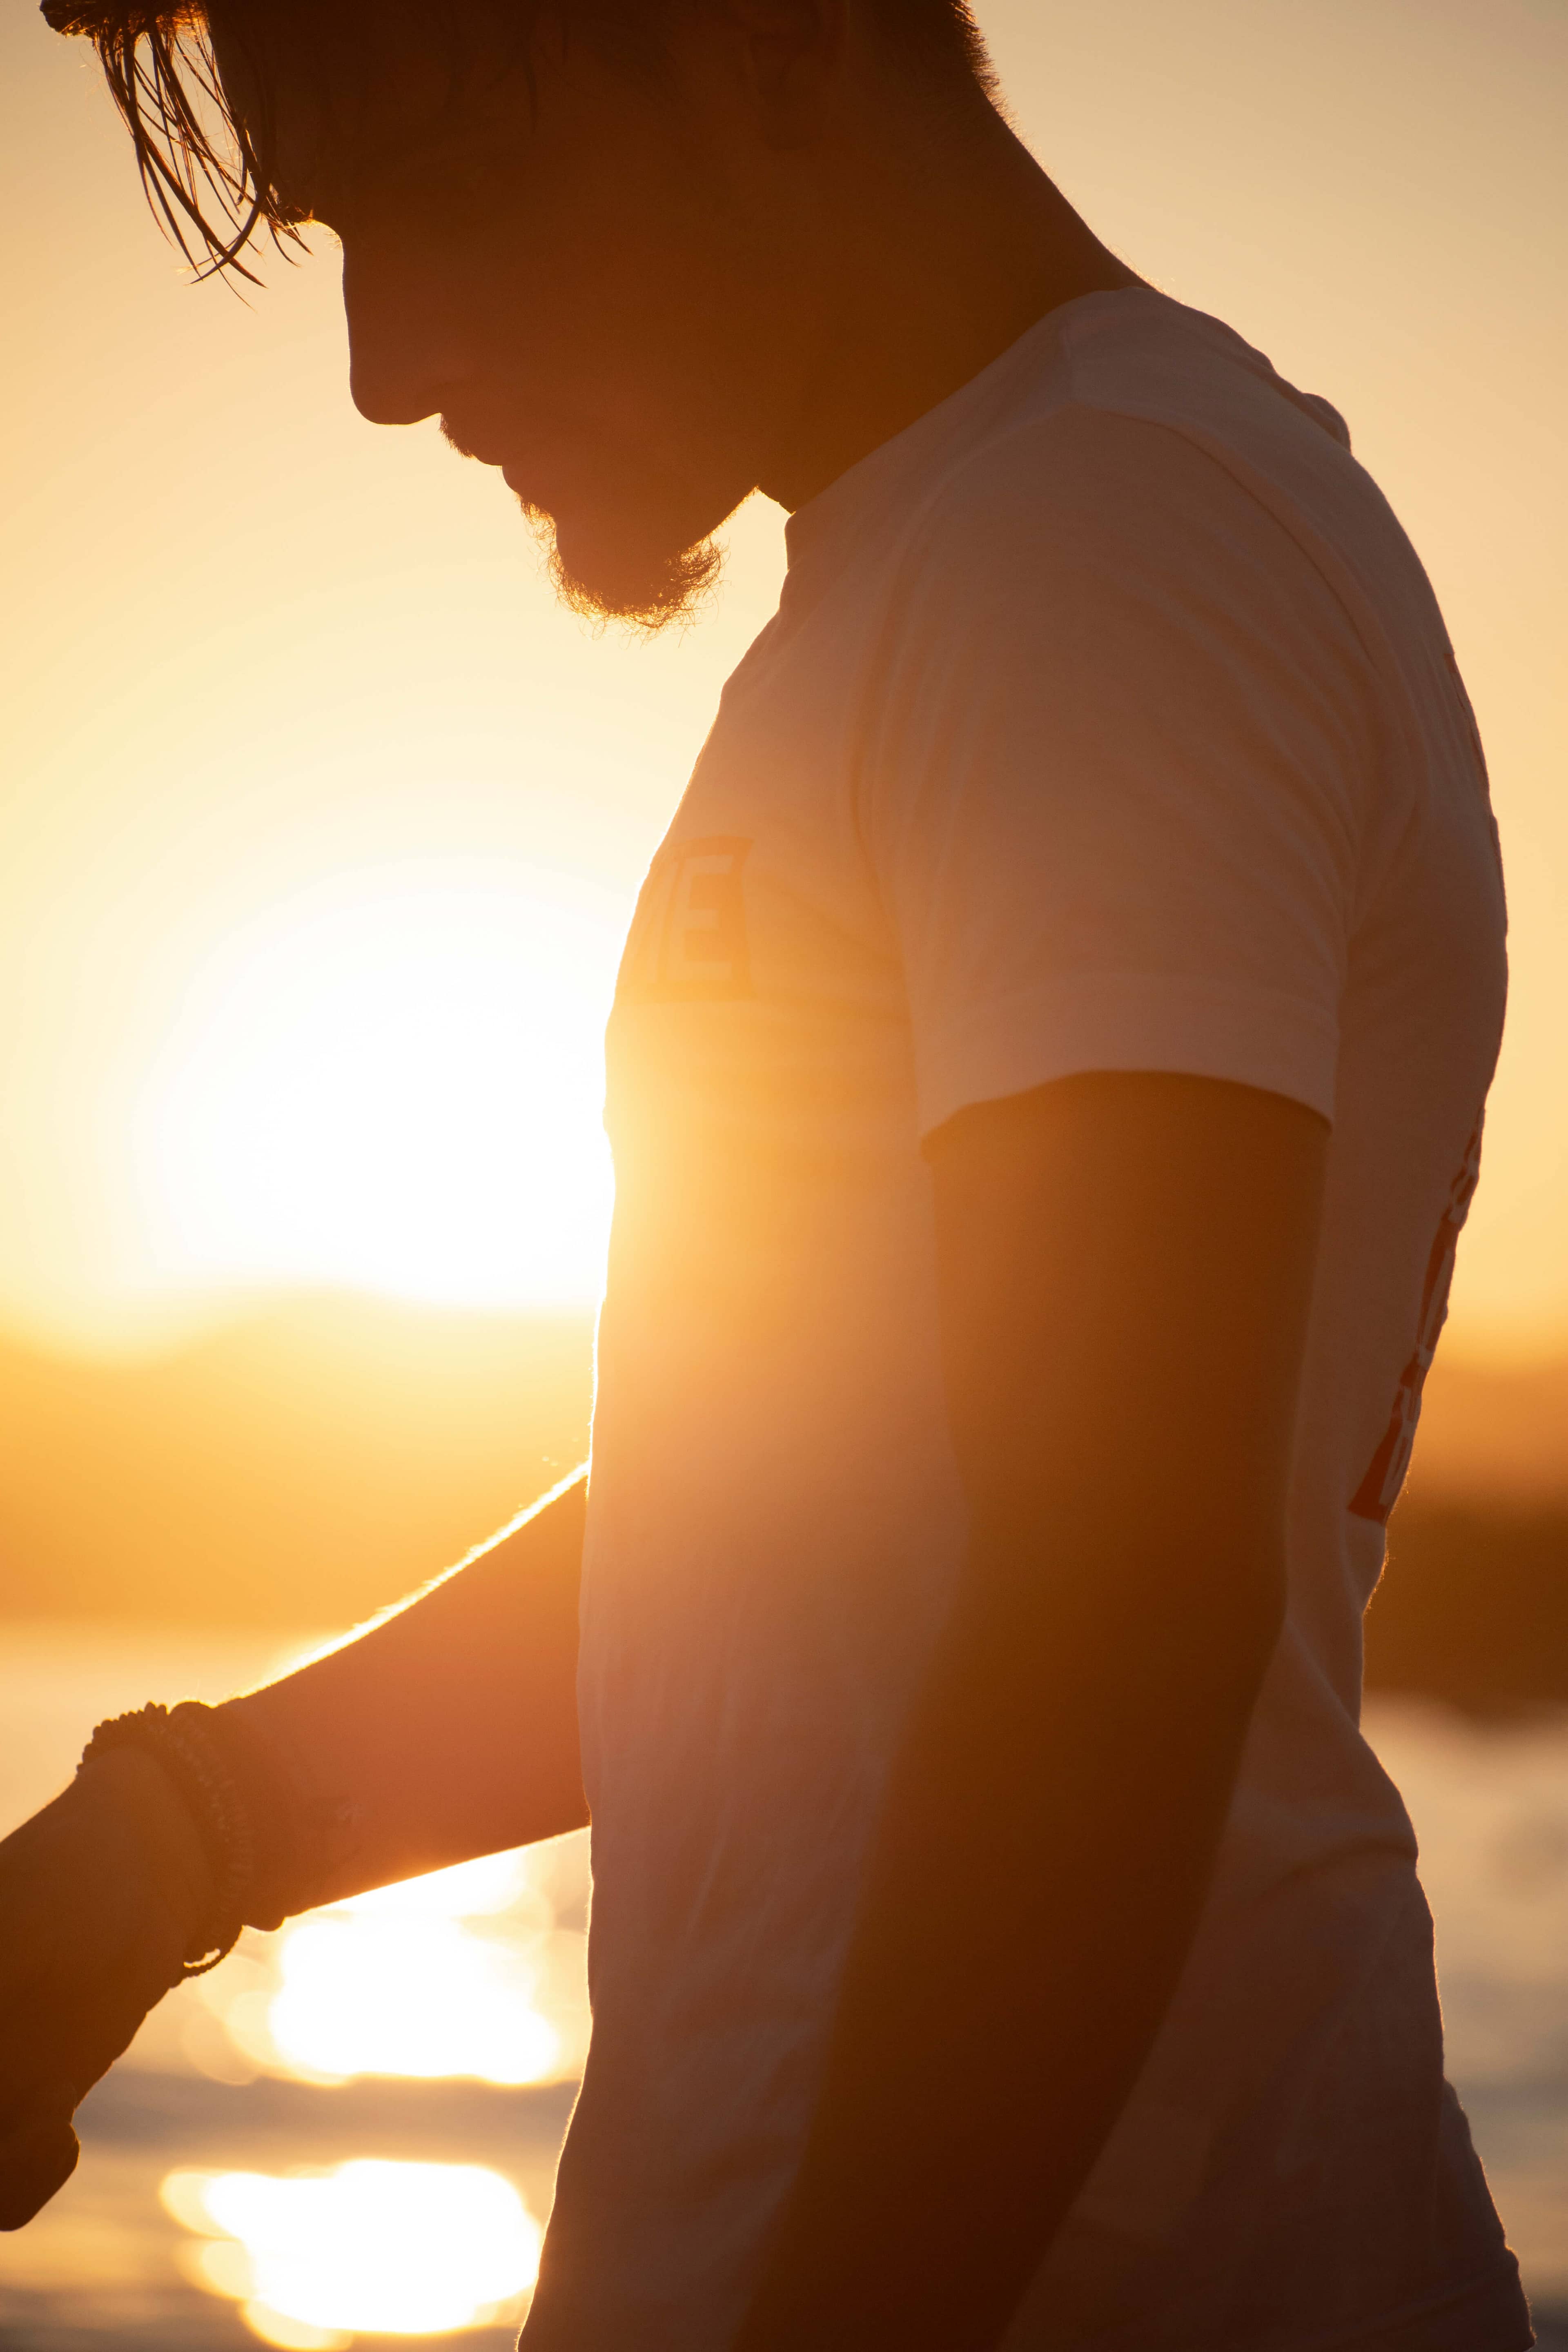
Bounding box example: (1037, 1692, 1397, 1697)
(2, 0, 1564, 1362)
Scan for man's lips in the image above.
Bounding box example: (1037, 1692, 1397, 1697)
(441, 420, 579, 508)
(439, 413, 499, 465)
(446, 412, 646, 521)
(456, 438, 526, 473)
(441, 413, 548, 473)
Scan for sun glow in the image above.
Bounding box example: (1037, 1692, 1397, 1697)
(163, 2160, 543, 2344)
(134, 861, 621, 1312)
(185, 1841, 592, 2090)
(267, 1915, 564, 2085)
(164, 1853, 586, 2339)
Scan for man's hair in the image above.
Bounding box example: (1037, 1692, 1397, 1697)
(40, 1, 998, 280)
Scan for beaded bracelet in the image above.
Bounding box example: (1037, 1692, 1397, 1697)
(78, 1702, 254, 1976)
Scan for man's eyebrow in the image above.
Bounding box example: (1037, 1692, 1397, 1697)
(297, 114, 497, 223)
(264, 136, 433, 230)
(261, 49, 527, 227)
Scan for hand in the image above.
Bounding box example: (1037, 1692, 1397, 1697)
(0, 1747, 216, 2228)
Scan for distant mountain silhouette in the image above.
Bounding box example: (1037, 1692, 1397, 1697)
(0, 1295, 592, 1626)
(0, 1297, 1563, 1711)
(1370, 1496, 1568, 1715)
(1366, 1354, 1568, 1713)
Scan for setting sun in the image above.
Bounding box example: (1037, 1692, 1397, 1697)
(134, 860, 621, 1312)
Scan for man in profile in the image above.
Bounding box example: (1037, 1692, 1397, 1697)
(0, 4, 1529, 2348)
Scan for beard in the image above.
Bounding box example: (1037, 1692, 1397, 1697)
(518, 490, 723, 633)
(439, 413, 726, 632)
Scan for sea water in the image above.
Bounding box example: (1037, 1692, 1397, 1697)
(0, 1629, 1563, 2348)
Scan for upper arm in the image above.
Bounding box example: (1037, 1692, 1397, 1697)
(928, 1072, 1328, 1612)
(873, 409, 1357, 1601)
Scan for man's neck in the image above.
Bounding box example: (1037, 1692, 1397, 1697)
(757, 112, 1142, 514)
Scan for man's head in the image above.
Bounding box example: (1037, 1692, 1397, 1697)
(46, 1, 1000, 626)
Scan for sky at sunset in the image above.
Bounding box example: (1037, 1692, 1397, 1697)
(2, 0, 1564, 1362)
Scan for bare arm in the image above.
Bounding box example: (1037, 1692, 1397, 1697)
(733, 1071, 1328, 2352)
(0, 1470, 586, 2227)
(222, 1468, 588, 1909)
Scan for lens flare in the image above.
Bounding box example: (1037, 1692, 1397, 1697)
(163, 2160, 543, 2340)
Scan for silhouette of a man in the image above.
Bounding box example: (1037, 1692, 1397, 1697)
(0, 7, 1529, 2349)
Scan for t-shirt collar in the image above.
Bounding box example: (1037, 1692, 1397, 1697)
(779, 286, 1154, 591)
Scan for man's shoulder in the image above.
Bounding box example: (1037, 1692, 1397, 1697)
(1049, 289, 1354, 457)
(912, 292, 1357, 558)
(885, 290, 1419, 681)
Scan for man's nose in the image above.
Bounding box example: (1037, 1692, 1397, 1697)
(341, 245, 473, 428)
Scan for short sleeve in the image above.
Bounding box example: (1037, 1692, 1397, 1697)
(863, 405, 1379, 1138)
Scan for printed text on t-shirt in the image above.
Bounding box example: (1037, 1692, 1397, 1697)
(616, 836, 755, 1004)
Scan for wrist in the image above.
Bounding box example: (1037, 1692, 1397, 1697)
(75, 1746, 216, 1956)
(209, 1699, 354, 1926)
(77, 1701, 272, 1969)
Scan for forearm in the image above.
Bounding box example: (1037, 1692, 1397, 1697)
(218, 1469, 588, 1913)
(734, 1518, 1283, 2352)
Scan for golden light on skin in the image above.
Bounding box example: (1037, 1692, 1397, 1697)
(133, 862, 621, 1312)
(188, 1847, 592, 2089)
(161, 2160, 544, 2343)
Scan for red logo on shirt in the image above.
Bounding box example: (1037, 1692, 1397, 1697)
(1349, 1120, 1485, 1525)
(616, 836, 755, 1003)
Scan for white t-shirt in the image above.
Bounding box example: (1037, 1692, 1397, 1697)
(523, 291, 1527, 2352)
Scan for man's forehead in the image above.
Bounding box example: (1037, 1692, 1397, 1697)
(207, 2, 519, 220)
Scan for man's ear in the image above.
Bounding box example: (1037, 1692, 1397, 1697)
(717, 0, 849, 148)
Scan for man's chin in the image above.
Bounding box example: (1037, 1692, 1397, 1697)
(517, 494, 722, 633)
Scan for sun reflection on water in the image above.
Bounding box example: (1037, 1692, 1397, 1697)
(268, 1912, 562, 2083)
(186, 1841, 592, 2088)
(163, 2159, 543, 2344)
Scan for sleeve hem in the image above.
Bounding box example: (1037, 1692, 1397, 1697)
(915, 970, 1340, 1139)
